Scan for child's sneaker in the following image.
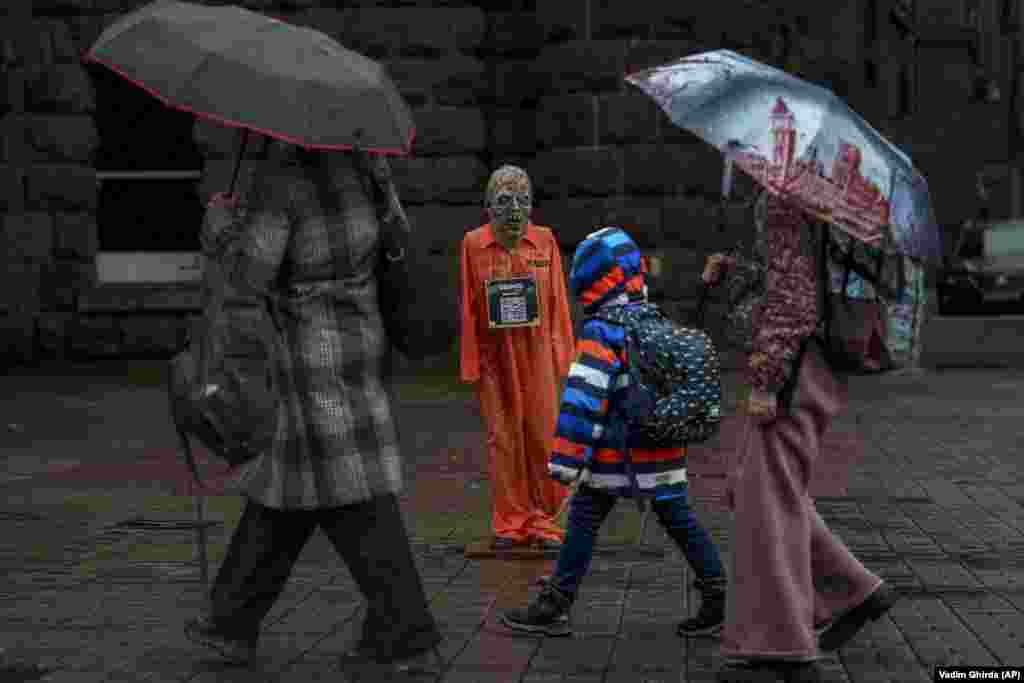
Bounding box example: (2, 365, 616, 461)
(500, 584, 572, 637)
(677, 576, 726, 637)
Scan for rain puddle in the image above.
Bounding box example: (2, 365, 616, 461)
(107, 517, 221, 532)
(0, 510, 48, 522)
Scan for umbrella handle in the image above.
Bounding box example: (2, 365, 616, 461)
(227, 128, 250, 197)
(695, 282, 710, 330)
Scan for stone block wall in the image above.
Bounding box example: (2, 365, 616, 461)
(0, 0, 1021, 367)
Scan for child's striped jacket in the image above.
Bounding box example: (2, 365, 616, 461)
(549, 227, 687, 499)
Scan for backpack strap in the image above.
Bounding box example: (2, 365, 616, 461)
(585, 308, 646, 512)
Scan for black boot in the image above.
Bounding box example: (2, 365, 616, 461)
(718, 659, 825, 683)
(500, 583, 572, 637)
(818, 582, 899, 651)
(677, 576, 726, 637)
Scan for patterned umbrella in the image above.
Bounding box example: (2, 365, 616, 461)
(626, 50, 942, 264)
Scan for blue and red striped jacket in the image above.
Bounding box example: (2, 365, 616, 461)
(548, 227, 687, 499)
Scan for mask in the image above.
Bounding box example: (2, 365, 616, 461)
(491, 189, 532, 227)
(486, 166, 532, 243)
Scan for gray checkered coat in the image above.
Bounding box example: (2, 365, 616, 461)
(202, 152, 401, 510)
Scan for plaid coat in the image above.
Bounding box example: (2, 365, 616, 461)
(202, 153, 401, 510)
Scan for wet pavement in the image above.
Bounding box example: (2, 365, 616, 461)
(1, 362, 1024, 681)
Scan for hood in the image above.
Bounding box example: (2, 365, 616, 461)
(569, 227, 647, 313)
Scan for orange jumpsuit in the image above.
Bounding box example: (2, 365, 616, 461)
(459, 223, 575, 543)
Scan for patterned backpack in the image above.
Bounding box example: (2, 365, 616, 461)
(588, 303, 722, 445)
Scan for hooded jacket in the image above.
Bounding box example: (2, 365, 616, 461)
(548, 227, 688, 499)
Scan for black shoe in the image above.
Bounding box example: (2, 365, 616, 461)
(818, 582, 899, 652)
(718, 660, 824, 683)
(677, 576, 726, 638)
(184, 615, 257, 664)
(340, 646, 444, 681)
(500, 584, 572, 637)
(785, 661, 826, 683)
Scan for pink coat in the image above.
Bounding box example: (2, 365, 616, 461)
(748, 195, 820, 395)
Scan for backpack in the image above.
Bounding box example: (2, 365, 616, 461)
(588, 303, 723, 446)
(167, 254, 284, 482)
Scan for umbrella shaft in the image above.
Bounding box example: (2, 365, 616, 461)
(228, 128, 251, 196)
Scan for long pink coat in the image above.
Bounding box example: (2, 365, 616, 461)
(722, 195, 883, 660)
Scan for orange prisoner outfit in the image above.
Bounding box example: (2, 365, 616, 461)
(459, 223, 575, 543)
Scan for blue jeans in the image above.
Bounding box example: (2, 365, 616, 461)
(551, 484, 725, 602)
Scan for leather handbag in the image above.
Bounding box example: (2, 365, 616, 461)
(353, 150, 458, 360)
(819, 229, 892, 374)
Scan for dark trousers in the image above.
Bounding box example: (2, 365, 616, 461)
(208, 493, 441, 663)
(551, 484, 725, 602)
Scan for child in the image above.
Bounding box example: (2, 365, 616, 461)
(500, 227, 727, 639)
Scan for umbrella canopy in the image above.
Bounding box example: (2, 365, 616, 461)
(83, 0, 416, 155)
(626, 50, 942, 264)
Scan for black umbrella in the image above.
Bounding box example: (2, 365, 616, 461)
(83, 0, 416, 195)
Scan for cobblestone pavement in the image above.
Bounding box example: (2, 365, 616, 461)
(2, 364, 1024, 681)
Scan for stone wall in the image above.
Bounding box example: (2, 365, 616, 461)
(0, 0, 1022, 368)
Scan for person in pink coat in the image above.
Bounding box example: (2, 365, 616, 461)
(703, 193, 899, 683)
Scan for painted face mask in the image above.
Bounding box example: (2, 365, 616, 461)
(486, 166, 532, 243)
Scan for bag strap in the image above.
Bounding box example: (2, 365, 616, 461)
(695, 281, 710, 329)
(819, 223, 833, 337)
(196, 267, 227, 395)
(351, 149, 411, 263)
(597, 309, 649, 513)
(873, 249, 884, 302)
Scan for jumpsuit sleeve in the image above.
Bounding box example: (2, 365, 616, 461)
(202, 174, 291, 296)
(748, 197, 820, 395)
(458, 233, 482, 384)
(548, 237, 576, 377)
(549, 319, 620, 476)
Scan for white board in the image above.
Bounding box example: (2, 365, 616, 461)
(96, 252, 203, 284)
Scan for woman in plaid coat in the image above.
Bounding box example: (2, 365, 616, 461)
(183, 139, 442, 678)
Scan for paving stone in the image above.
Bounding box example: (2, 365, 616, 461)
(905, 559, 985, 590)
(891, 597, 999, 668)
(530, 636, 615, 675)
(839, 632, 926, 683)
(451, 631, 538, 673)
(3, 368, 1024, 681)
(609, 631, 682, 672)
(37, 671, 108, 683)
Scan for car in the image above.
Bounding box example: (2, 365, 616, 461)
(938, 218, 1024, 315)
